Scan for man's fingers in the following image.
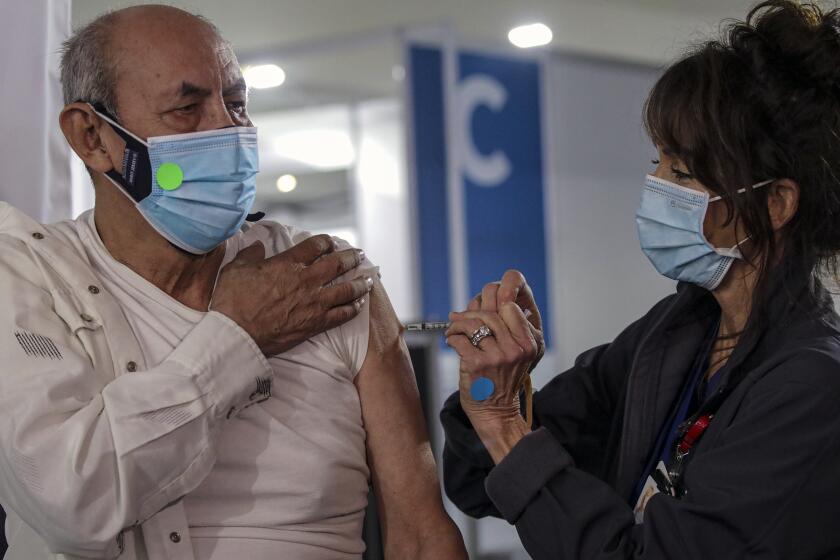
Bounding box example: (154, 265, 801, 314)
(321, 275, 373, 308)
(322, 300, 366, 330)
(278, 234, 336, 266)
(481, 282, 500, 312)
(231, 241, 265, 265)
(306, 248, 364, 285)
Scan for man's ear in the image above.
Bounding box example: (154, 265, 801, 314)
(59, 102, 119, 174)
(766, 178, 800, 231)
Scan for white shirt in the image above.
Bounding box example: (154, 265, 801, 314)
(0, 204, 374, 560)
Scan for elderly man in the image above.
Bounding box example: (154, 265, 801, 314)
(0, 5, 466, 560)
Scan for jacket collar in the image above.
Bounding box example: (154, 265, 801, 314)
(615, 264, 836, 499)
(666, 263, 836, 379)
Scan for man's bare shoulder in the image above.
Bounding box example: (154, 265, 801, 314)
(365, 278, 403, 358)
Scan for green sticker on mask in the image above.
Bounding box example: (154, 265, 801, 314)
(156, 162, 184, 191)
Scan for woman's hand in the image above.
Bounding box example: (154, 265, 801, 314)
(467, 270, 546, 371)
(446, 302, 540, 464)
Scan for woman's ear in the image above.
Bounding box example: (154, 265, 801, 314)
(766, 178, 800, 231)
(58, 102, 118, 174)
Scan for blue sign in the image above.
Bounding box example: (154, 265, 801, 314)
(409, 44, 552, 345)
(409, 45, 452, 323)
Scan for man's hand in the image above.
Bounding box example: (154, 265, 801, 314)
(467, 269, 546, 370)
(210, 235, 372, 357)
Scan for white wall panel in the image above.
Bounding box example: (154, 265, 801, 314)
(0, 0, 82, 222)
(542, 55, 674, 375)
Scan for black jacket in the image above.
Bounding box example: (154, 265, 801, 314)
(441, 276, 840, 560)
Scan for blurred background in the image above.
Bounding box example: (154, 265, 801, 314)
(1, 1, 761, 558)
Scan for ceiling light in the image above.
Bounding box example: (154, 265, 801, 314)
(243, 64, 286, 89)
(273, 130, 356, 170)
(508, 23, 553, 49)
(276, 174, 297, 193)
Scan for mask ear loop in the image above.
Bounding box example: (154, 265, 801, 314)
(87, 103, 150, 147)
(86, 103, 154, 202)
(708, 178, 776, 256)
(708, 178, 776, 203)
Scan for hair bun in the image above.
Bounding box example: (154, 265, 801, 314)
(731, 1, 840, 93)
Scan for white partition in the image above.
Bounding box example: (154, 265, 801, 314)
(0, 0, 84, 222)
(354, 99, 417, 319)
(542, 54, 675, 376)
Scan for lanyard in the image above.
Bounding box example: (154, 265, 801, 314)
(677, 414, 713, 457)
(668, 413, 715, 495)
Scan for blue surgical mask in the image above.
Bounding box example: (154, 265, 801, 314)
(635, 174, 774, 290)
(91, 104, 259, 254)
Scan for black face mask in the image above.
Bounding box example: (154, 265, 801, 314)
(90, 103, 152, 202)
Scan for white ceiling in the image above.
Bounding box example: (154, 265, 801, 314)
(73, 0, 758, 66)
(71, 0, 762, 117)
(70, 0, 759, 208)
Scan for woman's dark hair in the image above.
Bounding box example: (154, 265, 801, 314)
(644, 0, 840, 324)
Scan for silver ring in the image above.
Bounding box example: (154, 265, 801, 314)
(470, 325, 494, 347)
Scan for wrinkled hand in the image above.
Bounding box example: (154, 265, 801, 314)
(468, 270, 545, 371)
(445, 303, 539, 462)
(211, 235, 372, 357)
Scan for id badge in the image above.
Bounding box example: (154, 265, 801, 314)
(632, 461, 674, 524)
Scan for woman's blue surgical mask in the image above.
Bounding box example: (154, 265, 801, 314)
(636, 175, 774, 290)
(91, 104, 259, 254)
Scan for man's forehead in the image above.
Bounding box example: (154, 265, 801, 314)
(114, 28, 241, 102)
(117, 25, 226, 68)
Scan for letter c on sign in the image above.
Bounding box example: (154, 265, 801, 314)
(456, 75, 513, 188)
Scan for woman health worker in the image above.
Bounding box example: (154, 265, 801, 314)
(441, 1, 840, 558)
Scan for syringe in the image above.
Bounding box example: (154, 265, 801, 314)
(404, 309, 532, 332)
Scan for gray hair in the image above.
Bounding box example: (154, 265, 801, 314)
(59, 10, 121, 116)
(59, 7, 228, 119)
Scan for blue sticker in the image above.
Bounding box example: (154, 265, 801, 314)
(470, 376, 495, 401)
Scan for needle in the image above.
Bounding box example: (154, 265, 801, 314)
(404, 309, 533, 332)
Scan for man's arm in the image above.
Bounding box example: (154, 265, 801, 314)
(0, 238, 272, 557)
(354, 279, 467, 559)
(0, 234, 367, 558)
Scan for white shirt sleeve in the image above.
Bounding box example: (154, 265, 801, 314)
(0, 237, 273, 558)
